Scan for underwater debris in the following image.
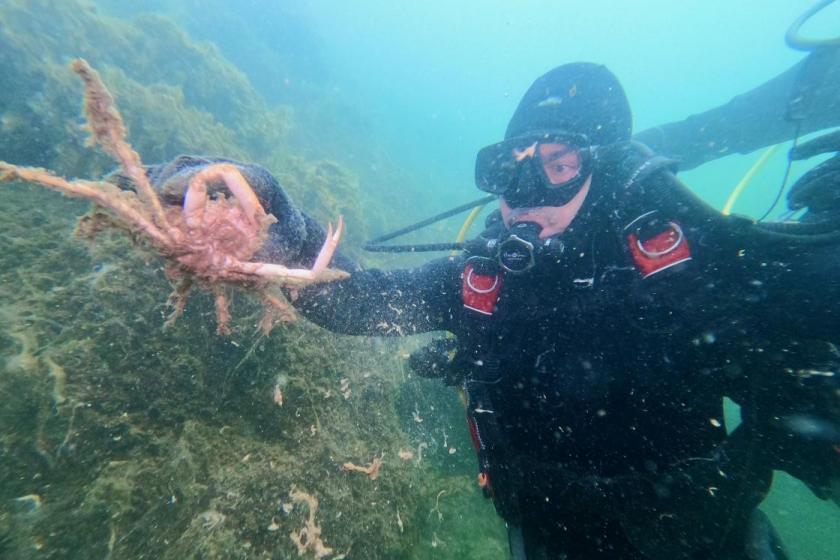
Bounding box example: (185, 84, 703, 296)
(0, 59, 348, 335)
(416, 442, 429, 463)
(273, 385, 285, 407)
(339, 377, 351, 400)
(287, 487, 339, 559)
(395, 507, 404, 533)
(45, 356, 67, 405)
(198, 509, 225, 531)
(432, 490, 447, 522)
(397, 448, 414, 461)
(786, 367, 836, 378)
(11, 494, 43, 515)
(340, 454, 384, 480)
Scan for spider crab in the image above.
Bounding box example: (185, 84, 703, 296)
(0, 59, 348, 334)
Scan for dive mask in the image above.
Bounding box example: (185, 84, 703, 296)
(475, 130, 593, 208)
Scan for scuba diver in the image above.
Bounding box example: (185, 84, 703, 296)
(137, 58, 840, 559)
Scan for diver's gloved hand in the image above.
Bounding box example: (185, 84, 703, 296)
(108, 155, 287, 211)
(787, 129, 840, 222)
(787, 153, 840, 221)
(146, 155, 311, 265)
(108, 155, 357, 270)
(408, 338, 463, 385)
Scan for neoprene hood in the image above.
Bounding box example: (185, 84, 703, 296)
(505, 63, 633, 145)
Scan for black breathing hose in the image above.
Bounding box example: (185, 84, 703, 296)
(362, 195, 494, 253)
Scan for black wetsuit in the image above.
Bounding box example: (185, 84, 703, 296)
(634, 46, 840, 170)
(288, 145, 838, 558)
(145, 153, 840, 559)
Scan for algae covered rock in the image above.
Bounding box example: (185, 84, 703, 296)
(0, 190, 504, 558)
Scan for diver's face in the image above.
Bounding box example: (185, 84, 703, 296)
(476, 133, 593, 209)
(500, 173, 592, 239)
(537, 142, 584, 186)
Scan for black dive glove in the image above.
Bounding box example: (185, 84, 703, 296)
(109, 155, 358, 271)
(788, 153, 840, 222)
(408, 338, 464, 385)
(788, 129, 840, 224)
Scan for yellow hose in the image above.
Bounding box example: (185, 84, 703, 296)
(722, 144, 782, 216)
(449, 203, 488, 257)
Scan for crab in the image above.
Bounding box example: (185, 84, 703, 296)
(0, 58, 349, 334)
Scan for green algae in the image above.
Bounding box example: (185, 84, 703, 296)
(0, 178, 505, 560)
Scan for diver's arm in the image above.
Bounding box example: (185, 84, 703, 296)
(229, 157, 464, 336)
(247, 162, 463, 336)
(634, 47, 840, 170)
(139, 156, 462, 336)
(293, 256, 463, 336)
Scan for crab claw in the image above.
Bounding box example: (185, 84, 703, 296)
(225, 216, 347, 283)
(310, 216, 344, 276)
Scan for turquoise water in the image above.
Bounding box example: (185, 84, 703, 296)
(2, 0, 839, 558)
(106, 1, 839, 215)
(282, 0, 837, 213)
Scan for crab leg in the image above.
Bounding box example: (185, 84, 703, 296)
(185, 164, 266, 230)
(258, 291, 297, 334)
(71, 59, 172, 238)
(229, 261, 348, 284)
(0, 163, 170, 247)
(212, 286, 232, 335)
